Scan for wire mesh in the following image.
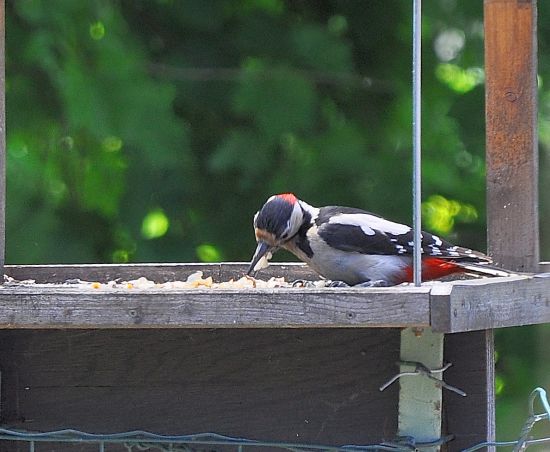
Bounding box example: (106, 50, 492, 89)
(1, 387, 550, 451)
(462, 387, 550, 452)
(0, 428, 453, 452)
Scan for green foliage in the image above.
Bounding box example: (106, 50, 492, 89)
(141, 209, 170, 240)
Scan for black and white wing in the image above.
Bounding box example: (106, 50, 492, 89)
(315, 206, 490, 262)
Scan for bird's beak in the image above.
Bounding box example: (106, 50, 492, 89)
(247, 241, 273, 276)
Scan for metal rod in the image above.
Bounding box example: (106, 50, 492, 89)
(412, 0, 422, 286)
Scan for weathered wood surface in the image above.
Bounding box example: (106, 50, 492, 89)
(0, 328, 401, 451)
(442, 330, 496, 451)
(5, 262, 319, 284)
(483, 1, 538, 448)
(2, 265, 550, 331)
(0, 0, 5, 278)
(0, 284, 431, 329)
(431, 275, 550, 333)
(485, 0, 539, 273)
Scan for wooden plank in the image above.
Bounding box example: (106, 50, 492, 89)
(0, 285, 431, 329)
(4, 264, 550, 330)
(442, 330, 496, 451)
(0, 329, 400, 449)
(485, 0, 539, 272)
(5, 262, 319, 284)
(431, 275, 550, 333)
(483, 2, 538, 449)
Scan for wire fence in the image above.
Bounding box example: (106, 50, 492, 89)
(1, 387, 550, 452)
(0, 428, 453, 452)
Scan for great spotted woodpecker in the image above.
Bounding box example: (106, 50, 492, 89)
(247, 193, 509, 287)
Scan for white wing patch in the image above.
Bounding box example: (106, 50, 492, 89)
(328, 213, 411, 236)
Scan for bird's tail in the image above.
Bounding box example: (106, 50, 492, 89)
(454, 261, 514, 278)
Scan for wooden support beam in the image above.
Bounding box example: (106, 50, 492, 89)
(398, 328, 444, 449)
(443, 331, 496, 451)
(475, 1, 539, 449)
(0, 0, 5, 276)
(485, 0, 539, 273)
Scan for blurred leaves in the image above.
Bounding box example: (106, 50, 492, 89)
(422, 194, 478, 235)
(6, 0, 548, 265)
(196, 243, 223, 262)
(7, 0, 192, 262)
(436, 63, 484, 93)
(141, 209, 170, 240)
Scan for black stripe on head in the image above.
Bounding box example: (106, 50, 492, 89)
(255, 197, 294, 238)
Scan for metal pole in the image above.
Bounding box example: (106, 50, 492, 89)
(412, 0, 422, 286)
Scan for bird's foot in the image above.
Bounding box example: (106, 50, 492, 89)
(325, 280, 350, 287)
(291, 279, 318, 288)
(354, 279, 390, 288)
(325, 279, 389, 288)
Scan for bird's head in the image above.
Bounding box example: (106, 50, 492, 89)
(247, 193, 307, 275)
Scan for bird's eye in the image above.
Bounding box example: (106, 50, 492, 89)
(281, 232, 289, 239)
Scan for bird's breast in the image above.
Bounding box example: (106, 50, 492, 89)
(283, 228, 410, 285)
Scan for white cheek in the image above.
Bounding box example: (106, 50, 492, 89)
(288, 203, 303, 233)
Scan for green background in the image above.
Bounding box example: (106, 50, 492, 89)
(5, 0, 550, 442)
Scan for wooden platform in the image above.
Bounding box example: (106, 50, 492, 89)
(1, 263, 531, 450)
(1, 263, 549, 333)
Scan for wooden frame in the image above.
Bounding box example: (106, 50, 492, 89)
(1, 263, 549, 333)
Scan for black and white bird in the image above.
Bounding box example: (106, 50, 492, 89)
(247, 193, 508, 286)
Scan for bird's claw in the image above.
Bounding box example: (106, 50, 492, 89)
(355, 279, 390, 288)
(291, 279, 318, 288)
(326, 280, 350, 288)
(325, 279, 389, 288)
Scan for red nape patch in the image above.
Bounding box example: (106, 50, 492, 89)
(402, 258, 464, 283)
(276, 193, 297, 204)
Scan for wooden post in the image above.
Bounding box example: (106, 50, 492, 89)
(442, 331, 496, 450)
(0, 0, 5, 276)
(485, 0, 539, 273)
(398, 328, 444, 450)
(485, 2, 538, 446)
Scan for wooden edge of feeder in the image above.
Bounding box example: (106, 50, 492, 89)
(430, 274, 550, 333)
(4, 262, 318, 284)
(1, 263, 431, 329)
(2, 264, 550, 331)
